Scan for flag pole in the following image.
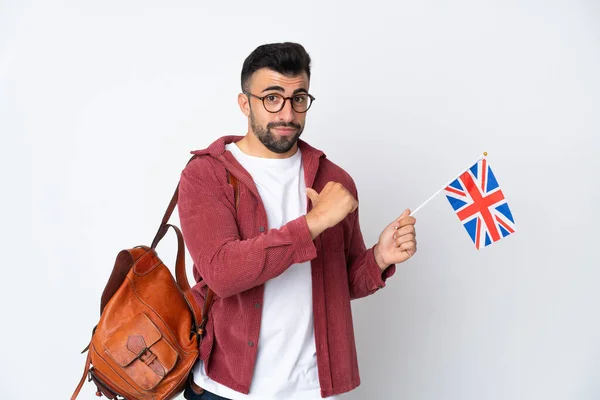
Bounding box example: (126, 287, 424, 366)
(410, 152, 487, 217)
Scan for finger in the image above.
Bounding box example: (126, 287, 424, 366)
(393, 225, 415, 238)
(398, 240, 416, 251)
(396, 209, 410, 222)
(396, 216, 416, 229)
(395, 234, 415, 246)
(403, 244, 417, 257)
(394, 232, 415, 243)
(398, 241, 417, 253)
(306, 188, 319, 204)
(323, 181, 336, 190)
(393, 209, 410, 229)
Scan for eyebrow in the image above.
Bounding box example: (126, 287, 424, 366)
(261, 85, 308, 95)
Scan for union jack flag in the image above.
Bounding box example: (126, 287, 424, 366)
(444, 158, 515, 249)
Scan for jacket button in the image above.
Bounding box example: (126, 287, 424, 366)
(254, 303, 260, 308)
(258, 226, 265, 232)
(248, 341, 254, 347)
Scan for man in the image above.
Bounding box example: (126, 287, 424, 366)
(177, 42, 417, 400)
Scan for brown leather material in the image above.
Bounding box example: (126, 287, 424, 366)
(89, 369, 120, 399)
(73, 350, 92, 398)
(100, 250, 134, 315)
(150, 155, 198, 250)
(188, 373, 205, 395)
(72, 159, 241, 400)
(229, 173, 240, 209)
(103, 313, 177, 389)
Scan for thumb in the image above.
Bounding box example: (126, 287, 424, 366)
(391, 209, 410, 228)
(306, 187, 319, 205)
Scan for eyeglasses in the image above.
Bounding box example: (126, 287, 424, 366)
(244, 91, 315, 113)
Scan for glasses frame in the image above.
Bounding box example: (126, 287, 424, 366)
(244, 91, 315, 113)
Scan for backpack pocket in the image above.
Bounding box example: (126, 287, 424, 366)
(103, 313, 179, 391)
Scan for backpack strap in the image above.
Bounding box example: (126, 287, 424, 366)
(71, 338, 92, 400)
(149, 158, 240, 337)
(150, 155, 197, 250)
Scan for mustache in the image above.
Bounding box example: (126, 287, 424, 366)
(267, 121, 301, 130)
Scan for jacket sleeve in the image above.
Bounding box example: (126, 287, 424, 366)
(346, 188, 396, 300)
(177, 158, 317, 298)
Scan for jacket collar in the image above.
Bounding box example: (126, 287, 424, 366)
(190, 135, 326, 196)
(191, 135, 326, 160)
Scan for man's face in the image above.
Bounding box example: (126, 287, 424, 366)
(244, 68, 309, 154)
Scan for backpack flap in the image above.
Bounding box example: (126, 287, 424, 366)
(104, 313, 178, 391)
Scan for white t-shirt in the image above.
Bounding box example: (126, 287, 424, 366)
(192, 142, 337, 400)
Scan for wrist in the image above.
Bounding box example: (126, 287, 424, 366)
(374, 243, 389, 272)
(305, 212, 327, 240)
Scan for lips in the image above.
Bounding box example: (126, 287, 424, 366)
(272, 127, 297, 135)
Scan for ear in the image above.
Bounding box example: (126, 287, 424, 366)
(238, 93, 250, 117)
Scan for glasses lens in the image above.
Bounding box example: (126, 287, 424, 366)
(292, 94, 312, 112)
(263, 94, 285, 112)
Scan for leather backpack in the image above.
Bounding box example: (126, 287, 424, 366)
(71, 159, 239, 400)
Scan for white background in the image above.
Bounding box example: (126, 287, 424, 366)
(1, 0, 599, 399)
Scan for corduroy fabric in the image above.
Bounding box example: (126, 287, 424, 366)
(177, 135, 395, 398)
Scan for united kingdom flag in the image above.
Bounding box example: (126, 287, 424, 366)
(444, 158, 515, 249)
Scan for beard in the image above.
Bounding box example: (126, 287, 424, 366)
(250, 109, 304, 154)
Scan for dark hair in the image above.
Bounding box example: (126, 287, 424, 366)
(241, 42, 311, 92)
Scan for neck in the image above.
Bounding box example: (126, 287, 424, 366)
(236, 131, 298, 159)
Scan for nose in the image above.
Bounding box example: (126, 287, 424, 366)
(277, 98, 295, 122)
